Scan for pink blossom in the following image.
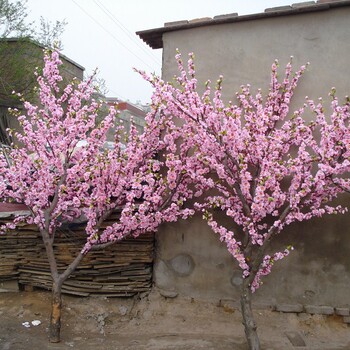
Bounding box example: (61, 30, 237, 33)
(139, 52, 350, 293)
(1, 50, 207, 263)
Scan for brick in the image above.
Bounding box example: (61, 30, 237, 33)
(292, 1, 316, 8)
(285, 331, 306, 347)
(276, 304, 304, 313)
(343, 316, 350, 324)
(164, 20, 189, 27)
(304, 305, 334, 315)
(213, 13, 238, 20)
(265, 6, 292, 12)
(252, 302, 275, 311)
(335, 308, 350, 316)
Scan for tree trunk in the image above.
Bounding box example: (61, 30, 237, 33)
(49, 282, 63, 343)
(240, 280, 260, 350)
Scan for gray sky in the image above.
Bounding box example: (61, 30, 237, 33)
(26, 0, 294, 103)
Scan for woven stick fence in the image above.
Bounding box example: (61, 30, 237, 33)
(0, 211, 154, 297)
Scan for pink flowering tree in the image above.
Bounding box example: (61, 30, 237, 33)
(0, 51, 207, 342)
(141, 52, 350, 350)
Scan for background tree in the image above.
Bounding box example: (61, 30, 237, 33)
(0, 51, 206, 342)
(0, 0, 31, 37)
(0, 0, 66, 44)
(35, 16, 67, 50)
(142, 52, 350, 350)
(0, 0, 67, 145)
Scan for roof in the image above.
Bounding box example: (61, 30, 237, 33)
(106, 98, 147, 118)
(136, 0, 350, 49)
(0, 37, 85, 71)
(0, 202, 29, 217)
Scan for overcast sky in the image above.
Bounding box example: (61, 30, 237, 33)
(26, 0, 295, 103)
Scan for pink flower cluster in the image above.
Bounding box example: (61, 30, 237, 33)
(250, 246, 294, 292)
(0, 50, 208, 255)
(2, 49, 350, 294)
(140, 51, 350, 292)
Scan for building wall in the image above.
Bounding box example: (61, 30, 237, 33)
(0, 39, 84, 107)
(0, 39, 84, 145)
(155, 7, 350, 307)
(162, 8, 350, 113)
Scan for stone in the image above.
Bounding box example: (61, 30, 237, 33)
(304, 305, 334, 315)
(230, 271, 243, 287)
(154, 260, 175, 287)
(118, 306, 128, 316)
(159, 289, 178, 298)
(335, 308, 350, 316)
(138, 291, 150, 300)
(252, 302, 275, 311)
(97, 314, 106, 324)
(343, 316, 350, 324)
(169, 254, 195, 276)
(276, 304, 304, 313)
(285, 331, 306, 347)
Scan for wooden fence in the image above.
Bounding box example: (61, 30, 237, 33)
(0, 213, 154, 297)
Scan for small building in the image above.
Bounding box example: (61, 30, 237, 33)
(137, 0, 350, 309)
(106, 97, 147, 136)
(0, 38, 84, 145)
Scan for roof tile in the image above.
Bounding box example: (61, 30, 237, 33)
(188, 17, 212, 23)
(265, 5, 292, 12)
(317, 0, 344, 3)
(292, 1, 316, 8)
(164, 20, 189, 27)
(213, 13, 238, 20)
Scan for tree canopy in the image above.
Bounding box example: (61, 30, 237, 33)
(140, 51, 350, 350)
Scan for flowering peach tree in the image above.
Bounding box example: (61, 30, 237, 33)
(0, 51, 206, 342)
(141, 52, 350, 350)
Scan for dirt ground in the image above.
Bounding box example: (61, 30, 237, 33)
(0, 289, 349, 350)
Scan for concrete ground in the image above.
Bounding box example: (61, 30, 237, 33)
(0, 289, 349, 350)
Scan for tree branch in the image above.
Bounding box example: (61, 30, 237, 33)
(244, 205, 291, 287)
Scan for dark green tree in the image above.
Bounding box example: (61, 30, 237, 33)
(0, 0, 67, 144)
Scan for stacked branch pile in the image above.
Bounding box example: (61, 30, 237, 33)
(0, 211, 154, 296)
